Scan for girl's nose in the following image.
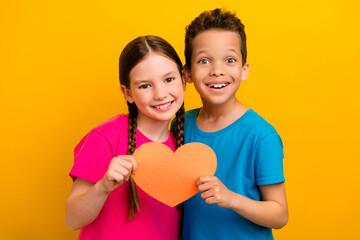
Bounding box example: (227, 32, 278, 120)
(153, 85, 167, 100)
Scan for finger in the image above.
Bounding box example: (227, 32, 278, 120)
(196, 176, 217, 188)
(198, 181, 214, 193)
(109, 159, 131, 174)
(116, 166, 132, 179)
(204, 196, 217, 205)
(117, 155, 137, 174)
(130, 156, 137, 173)
(109, 162, 132, 181)
(107, 169, 125, 183)
(118, 160, 133, 172)
(200, 188, 214, 200)
(112, 156, 134, 174)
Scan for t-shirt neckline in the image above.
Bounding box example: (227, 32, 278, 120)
(136, 128, 173, 145)
(193, 108, 254, 136)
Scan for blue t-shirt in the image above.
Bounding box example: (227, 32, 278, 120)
(182, 108, 285, 240)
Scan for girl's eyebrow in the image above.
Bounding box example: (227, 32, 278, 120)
(133, 71, 177, 84)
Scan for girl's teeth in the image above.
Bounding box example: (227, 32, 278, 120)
(155, 102, 171, 109)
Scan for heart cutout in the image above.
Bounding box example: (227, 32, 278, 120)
(132, 142, 217, 207)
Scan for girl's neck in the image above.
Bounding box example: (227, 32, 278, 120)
(136, 114, 170, 143)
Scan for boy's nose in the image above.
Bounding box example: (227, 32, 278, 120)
(209, 62, 225, 76)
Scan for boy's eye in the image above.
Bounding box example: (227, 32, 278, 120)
(139, 84, 151, 89)
(165, 77, 175, 83)
(199, 59, 210, 64)
(226, 58, 236, 63)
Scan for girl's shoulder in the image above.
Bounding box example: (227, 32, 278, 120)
(90, 114, 128, 139)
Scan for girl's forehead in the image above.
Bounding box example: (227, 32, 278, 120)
(130, 53, 180, 81)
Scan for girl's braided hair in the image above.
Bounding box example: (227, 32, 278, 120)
(119, 35, 184, 219)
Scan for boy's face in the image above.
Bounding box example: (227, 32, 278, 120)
(185, 30, 249, 106)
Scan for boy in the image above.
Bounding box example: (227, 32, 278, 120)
(182, 8, 288, 239)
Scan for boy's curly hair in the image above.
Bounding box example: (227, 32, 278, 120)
(185, 8, 247, 68)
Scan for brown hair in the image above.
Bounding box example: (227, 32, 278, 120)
(184, 8, 247, 68)
(119, 35, 185, 220)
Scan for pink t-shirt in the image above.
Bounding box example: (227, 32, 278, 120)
(69, 114, 181, 240)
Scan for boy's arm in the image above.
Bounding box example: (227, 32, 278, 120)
(197, 177, 288, 229)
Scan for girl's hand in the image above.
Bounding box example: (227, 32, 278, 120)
(196, 176, 235, 209)
(99, 155, 137, 193)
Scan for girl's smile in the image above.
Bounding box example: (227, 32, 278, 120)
(122, 52, 185, 124)
(152, 100, 174, 111)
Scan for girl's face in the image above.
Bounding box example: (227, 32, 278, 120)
(122, 52, 185, 124)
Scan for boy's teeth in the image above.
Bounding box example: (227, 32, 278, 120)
(209, 83, 228, 88)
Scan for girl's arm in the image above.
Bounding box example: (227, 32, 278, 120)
(65, 155, 137, 230)
(197, 176, 288, 229)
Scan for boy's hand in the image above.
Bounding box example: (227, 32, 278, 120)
(99, 155, 137, 193)
(196, 176, 235, 209)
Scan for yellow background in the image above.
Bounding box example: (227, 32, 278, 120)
(1, 0, 359, 239)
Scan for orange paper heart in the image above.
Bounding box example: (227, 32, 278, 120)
(132, 142, 217, 207)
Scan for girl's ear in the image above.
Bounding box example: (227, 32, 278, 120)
(183, 66, 193, 83)
(241, 62, 250, 81)
(121, 85, 134, 103)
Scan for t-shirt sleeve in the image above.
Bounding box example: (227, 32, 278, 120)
(69, 130, 114, 183)
(255, 132, 285, 186)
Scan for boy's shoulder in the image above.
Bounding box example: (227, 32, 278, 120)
(184, 108, 200, 118)
(184, 108, 200, 126)
(184, 108, 278, 136)
(241, 110, 279, 137)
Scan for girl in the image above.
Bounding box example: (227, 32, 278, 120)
(65, 35, 185, 240)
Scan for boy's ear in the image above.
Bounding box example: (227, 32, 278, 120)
(181, 72, 186, 91)
(183, 66, 193, 83)
(120, 85, 134, 103)
(241, 62, 250, 81)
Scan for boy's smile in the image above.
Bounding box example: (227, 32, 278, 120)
(186, 30, 249, 107)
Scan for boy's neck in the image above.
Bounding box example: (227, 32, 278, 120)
(197, 98, 248, 132)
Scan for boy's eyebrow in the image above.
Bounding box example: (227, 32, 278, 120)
(194, 50, 208, 56)
(194, 49, 240, 57)
(226, 49, 239, 54)
(133, 79, 150, 85)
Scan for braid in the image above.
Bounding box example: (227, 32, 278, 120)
(174, 103, 185, 214)
(127, 102, 140, 220)
(174, 103, 185, 149)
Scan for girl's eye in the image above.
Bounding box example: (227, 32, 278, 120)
(199, 59, 210, 64)
(139, 84, 151, 89)
(165, 77, 175, 83)
(226, 58, 236, 63)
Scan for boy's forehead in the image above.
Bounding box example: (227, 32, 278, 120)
(192, 30, 242, 54)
